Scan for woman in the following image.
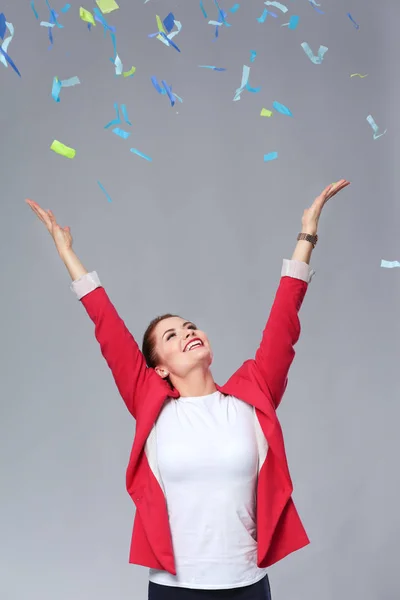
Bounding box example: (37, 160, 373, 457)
(26, 179, 350, 600)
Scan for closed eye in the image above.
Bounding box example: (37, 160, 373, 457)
(166, 323, 196, 341)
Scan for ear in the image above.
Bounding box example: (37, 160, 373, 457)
(155, 366, 169, 379)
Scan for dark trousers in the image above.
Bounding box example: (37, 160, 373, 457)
(148, 574, 272, 600)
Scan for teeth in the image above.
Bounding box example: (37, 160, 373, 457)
(186, 340, 203, 351)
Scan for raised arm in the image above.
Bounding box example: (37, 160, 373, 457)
(254, 179, 350, 409)
(26, 199, 156, 419)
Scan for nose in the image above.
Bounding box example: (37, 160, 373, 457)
(185, 331, 195, 339)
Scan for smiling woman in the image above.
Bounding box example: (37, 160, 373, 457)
(25, 179, 350, 600)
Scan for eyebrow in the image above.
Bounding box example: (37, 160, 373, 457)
(162, 322, 194, 340)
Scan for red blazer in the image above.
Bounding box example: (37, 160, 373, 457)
(80, 275, 310, 574)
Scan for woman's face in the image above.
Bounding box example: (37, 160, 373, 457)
(153, 316, 213, 380)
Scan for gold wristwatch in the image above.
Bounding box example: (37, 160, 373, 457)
(297, 232, 318, 248)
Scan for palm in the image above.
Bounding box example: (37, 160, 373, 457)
(302, 179, 350, 229)
(26, 199, 73, 253)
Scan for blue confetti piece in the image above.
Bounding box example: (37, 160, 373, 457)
(159, 31, 180, 52)
(130, 148, 152, 161)
(151, 76, 163, 94)
(61, 3, 71, 12)
(347, 13, 359, 29)
(245, 83, 261, 93)
(88, 23, 92, 31)
(200, 0, 208, 18)
(51, 77, 62, 101)
(309, 0, 324, 14)
(257, 8, 268, 22)
(112, 127, 131, 139)
(250, 50, 257, 62)
(288, 15, 299, 29)
(30, 2, 39, 20)
(161, 80, 175, 106)
(163, 12, 175, 33)
(120, 104, 132, 126)
(93, 7, 115, 32)
(230, 3, 240, 12)
(97, 181, 112, 203)
(264, 152, 278, 162)
(381, 260, 400, 269)
(104, 103, 121, 129)
(0, 46, 21, 77)
(0, 13, 7, 39)
(301, 42, 328, 64)
(198, 65, 226, 71)
(272, 101, 293, 116)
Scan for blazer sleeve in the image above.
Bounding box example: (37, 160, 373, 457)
(254, 259, 315, 409)
(70, 271, 156, 419)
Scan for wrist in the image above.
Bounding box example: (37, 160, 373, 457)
(301, 227, 317, 236)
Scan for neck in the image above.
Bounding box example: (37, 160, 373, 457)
(171, 367, 217, 398)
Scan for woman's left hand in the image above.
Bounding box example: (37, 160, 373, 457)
(302, 179, 350, 234)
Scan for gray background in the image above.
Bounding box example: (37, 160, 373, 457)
(1, 0, 399, 599)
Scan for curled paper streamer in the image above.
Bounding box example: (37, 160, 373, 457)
(158, 30, 181, 52)
(264, 1, 288, 12)
(260, 108, 273, 117)
(230, 4, 240, 13)
(96, 0, 119, 14)
(301, 42, 328, 64)
(50, 140, 76, 158)
(309, 0, 324, 14)
(250, 50, 257, 62)
(97, 181, 112, 203)
(347, 13, 359, 29)
(366, 115, 387, 140)
(199, 65, 226, 71)
(264, 152, 278, 162)
(93, 7, 115, 32)
(31, 2, 39, 19)
(233, 65, 260, 101)
(272, 101, 293, 116)
(112, 127, 130, 139)
(0, 19, 22, 77)
(80, 7, 96, 26)
(381, 260, 400, 269)
(52, 75, 80, 102)
(200, 0, 208, 18)
(350, 73, 368, 78)
(130, 148, 152, 161)
(123, 66, 136, 77)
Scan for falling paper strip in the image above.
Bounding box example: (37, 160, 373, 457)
(230, 4, 240, 12)
(112, 127, 130, 139)
(130, 148, 152, 161)
(381, 260, 400, 268)
(350, 73, 368, 78)
(282, 15, 300, 29)
(347, 13, 359, 29)
(200, 0, 208, 18)
(264, 1, 288, 13)
(96, 0, 119, 14)
(0, 19, 22, 77)
(199, 65, 226, 70)
(97, 181, 112, 203)
(233, 65, 260, 101)
(31, 1, 39, 19)
(260, 108, 273, 117)
(309, 0, 324, 14)
(250, 50, 257, 62)
(61, 4, 71, 12)
(50, 140, 76, 158)
(51, 75, 80, 101)
(264, 152, 278, 161)
(257, 9, 268, 22)
(301, 42, 328, 64)
(123, 66, 136, 77)
(272, 101, 293, 116)
(80, 7, 96, 26)
(366, 115, 387, 140)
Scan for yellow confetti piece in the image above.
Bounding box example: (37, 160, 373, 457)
(123, 66, 136, 78)
(350, 73, 368, 78)
(50, 140, 76, 159)
(96, 0, 119, 13)
(79, 7, 95, 26)
(156, 14, 166, 33)
(260, 108, 273, 117)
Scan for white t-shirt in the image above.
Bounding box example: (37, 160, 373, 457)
(149, 391, 269, 590)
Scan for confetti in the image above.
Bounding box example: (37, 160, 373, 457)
(0, 18, 21, 77)
(233, 65, 260, 101)
(151, 76, 182, 103)
(309, 0, 324, 14)
(104, 103, 132, 128)
(198, 65, 226, 71)
(301, 42, 328, 64)
(381, 260, 400, 269)
(30, 1, 39, 19)
(162, 80, 175, 106)
(264, 1, 288, 13)
(366, 115, 387, 140)
(250, 50, 257, 62)
(272, 101, 293, 116)
(123, 66, 136, 77)
(282, 15, 299, 29)
(93, 7, 115, 32)
(121, 104, 132, 125)
(230, 4, 240, 12)
(156, 14, 166, 33)
(114, 54, 123, 75)
(130, 148, 152, 161)
(257, 9, 268, 22)
(96, 0, 119, 14)
(350, 73, 368, 78)
(264, 152, 278, 162)
(260, 108, 273, 117)
(51, 75, 80, 101)
(61, 4, 71, 12)
(97, 181, 112, 203)
(80, 7, 96, 26)
(163, 12, 175, 33)
(200, 0, 208, 18)
(50, 140, 76, 159)
(347, 13, 359, 29)
(112, 127, 131, 139)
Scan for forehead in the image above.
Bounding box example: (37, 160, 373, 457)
(156, 316, 189, 337)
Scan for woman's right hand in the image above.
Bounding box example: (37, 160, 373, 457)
(26, 199, 73, 257)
